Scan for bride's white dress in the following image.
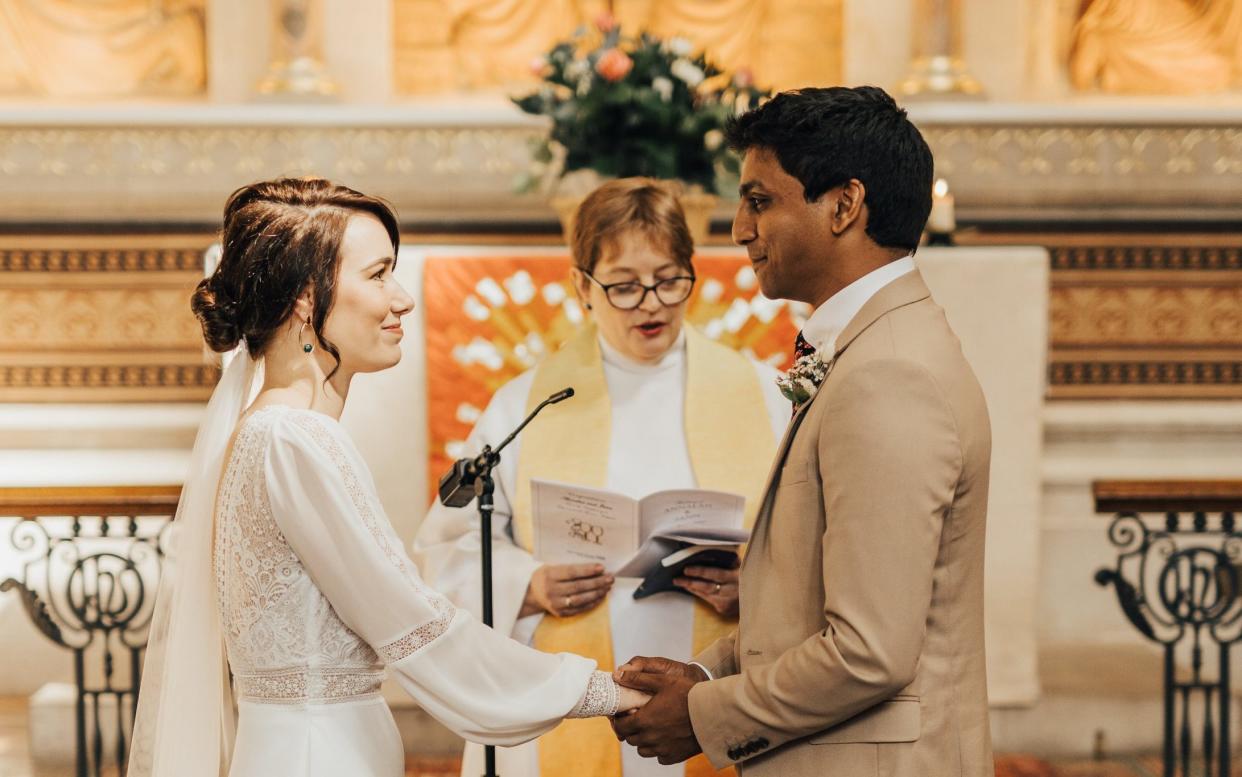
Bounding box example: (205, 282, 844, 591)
(213, 404, 616, 777)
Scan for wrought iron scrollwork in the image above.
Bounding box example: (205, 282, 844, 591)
(2, 511, 172, 777)
(1097, 506, 1242, 777)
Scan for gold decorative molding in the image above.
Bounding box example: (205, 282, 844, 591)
(1049, 355, 1242, 400)
(0, 247, 204, 273)
(1051, 285, 1242, 347)
(0, 359, 220, 403)
(962, 234, 1242, 400)
(0, 235, 215, 403)
(1049, 245, 1242, 272)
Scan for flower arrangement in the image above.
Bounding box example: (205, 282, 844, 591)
(512, 13, 769, 195)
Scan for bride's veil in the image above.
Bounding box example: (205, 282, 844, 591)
(127, 348, 257, 777)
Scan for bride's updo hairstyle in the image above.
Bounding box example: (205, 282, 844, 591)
(191, 177, 400, 376)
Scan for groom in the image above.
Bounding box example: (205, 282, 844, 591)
(611, 86, 994, 775)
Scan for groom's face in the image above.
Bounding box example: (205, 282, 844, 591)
(732, 147, 835, 306)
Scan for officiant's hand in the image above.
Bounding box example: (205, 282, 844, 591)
(673, 559, 740, 617)
(522, 563, 614, 618)
(610, 657, 707, 764)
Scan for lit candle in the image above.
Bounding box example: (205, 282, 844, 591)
(927, 178, 956, 234)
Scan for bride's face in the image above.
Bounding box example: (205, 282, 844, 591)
(321, 213, 414, 374)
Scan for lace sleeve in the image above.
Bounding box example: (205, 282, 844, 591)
(567, 671, 620, 718)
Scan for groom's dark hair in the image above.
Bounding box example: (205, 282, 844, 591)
(725, 86, 933, 251)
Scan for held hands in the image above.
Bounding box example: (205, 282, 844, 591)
(610, 656, 708, 765)
(521, 563, 614, 618)
(615, 684, 652, 715)
(673, 559, 741, 617)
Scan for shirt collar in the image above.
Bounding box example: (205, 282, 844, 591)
(597, 327, 686, 374)
(801, 255, 916, 354)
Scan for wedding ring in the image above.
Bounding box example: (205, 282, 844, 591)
(564, 595, 572, 609)
(714, 583, 722, 594)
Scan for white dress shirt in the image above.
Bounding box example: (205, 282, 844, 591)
(800, 255, 916, 354)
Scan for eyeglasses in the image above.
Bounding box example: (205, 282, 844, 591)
(584, 273, 696, 310)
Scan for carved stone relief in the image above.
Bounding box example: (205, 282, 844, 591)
(1068, 0, 1242, 94)
(392, 0, 842, 94)
(0, 0, 206, 97)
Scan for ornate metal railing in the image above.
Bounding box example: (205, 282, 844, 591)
(1094, 479, 1242, 777)
(0, 486, 180, 777)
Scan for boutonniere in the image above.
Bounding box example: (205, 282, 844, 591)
(775, 353, 833, 409)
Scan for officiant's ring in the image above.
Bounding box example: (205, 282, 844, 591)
(714, 583, 722, 594)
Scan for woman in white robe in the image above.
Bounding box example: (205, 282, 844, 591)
(128, 177, 645, 777)
(415, 179, 788, 777)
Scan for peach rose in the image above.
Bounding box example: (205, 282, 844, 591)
(596, 48, 633, 82)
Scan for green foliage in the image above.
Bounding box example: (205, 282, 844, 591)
(512, 21, 770, 193)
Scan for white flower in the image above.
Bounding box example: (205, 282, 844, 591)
(670, 58, 704, 87)
(651, 76, 674, 102)
(565, 58, 590, 83)
(666, 37, 694, 57)
(775, 352, 833, 409)
(704, 129, 724, 151)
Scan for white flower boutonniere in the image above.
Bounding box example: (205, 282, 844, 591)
(776, 353, 833, 409)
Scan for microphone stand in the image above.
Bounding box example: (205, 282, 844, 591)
(437, 387, 575, 777)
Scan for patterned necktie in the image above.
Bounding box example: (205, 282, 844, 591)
(794, 331, 816, 362)
(790, 332, 817, 417)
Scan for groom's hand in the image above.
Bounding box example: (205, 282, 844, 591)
(611, 657, 707, 765)
(616, 655, 708, 682)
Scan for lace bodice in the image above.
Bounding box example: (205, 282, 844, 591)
(212, 406, 615, 720)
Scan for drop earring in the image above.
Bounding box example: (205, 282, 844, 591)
(300, 320, 314, 353)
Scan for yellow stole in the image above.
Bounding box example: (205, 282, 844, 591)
(512, 324, 776, 777)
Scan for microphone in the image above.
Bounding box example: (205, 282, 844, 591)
(437, 387, 575, 508)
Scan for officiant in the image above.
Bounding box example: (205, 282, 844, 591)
(414, 178, 787, 777)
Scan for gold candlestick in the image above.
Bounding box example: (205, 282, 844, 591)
(897, 0, 983, 99)
(256, 0, 338, 99)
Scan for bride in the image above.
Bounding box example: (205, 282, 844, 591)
(127, 177, 646, 777)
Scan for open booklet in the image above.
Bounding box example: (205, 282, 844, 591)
(530, 479, 749, 580)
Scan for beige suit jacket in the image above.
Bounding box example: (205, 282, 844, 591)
(687, 270, 994, 777)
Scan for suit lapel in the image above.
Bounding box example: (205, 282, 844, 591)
(831, 269, 931, 360)
(745, 269, 934, 554)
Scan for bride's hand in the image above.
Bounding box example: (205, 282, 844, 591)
(615, 684, 651, 715)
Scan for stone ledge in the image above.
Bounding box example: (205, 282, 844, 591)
(2, 99, 1240, 224)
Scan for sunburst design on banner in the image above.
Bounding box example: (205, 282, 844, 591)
(423, 253, 805, 500)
